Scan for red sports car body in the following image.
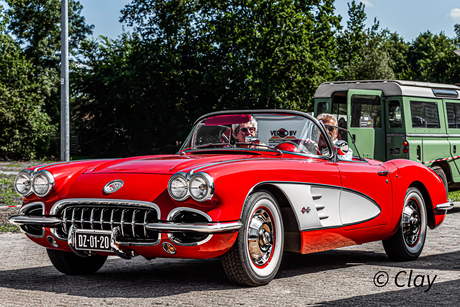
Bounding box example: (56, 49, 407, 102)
(10, 110, 452, 286)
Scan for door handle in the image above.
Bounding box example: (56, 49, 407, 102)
(378, 171, 389, 177)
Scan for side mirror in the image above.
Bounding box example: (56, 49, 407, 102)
(335, 140, 349, 155)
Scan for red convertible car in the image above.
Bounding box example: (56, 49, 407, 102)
(10, 110, 453, 286)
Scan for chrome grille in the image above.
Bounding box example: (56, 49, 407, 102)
(54, 202, 160, 244)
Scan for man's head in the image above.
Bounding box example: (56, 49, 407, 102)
(317, 113, 338, 141)
(232, 116, 258, 143)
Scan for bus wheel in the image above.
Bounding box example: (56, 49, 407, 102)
(432, 166, 448, 194)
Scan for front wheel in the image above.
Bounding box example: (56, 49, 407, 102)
(382, 187, 427, 261)
(221, 191, 284, 286)
(47, 249, 107, 275)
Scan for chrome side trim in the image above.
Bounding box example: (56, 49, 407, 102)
(9, 215, 62, 226)
(146, 221, 242, 233)
(436, 202, 455, 211)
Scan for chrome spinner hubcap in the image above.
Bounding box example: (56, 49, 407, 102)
(402, 199, 421, 247)
(248, 208, 274, 266)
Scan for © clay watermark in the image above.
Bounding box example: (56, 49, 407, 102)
(373, 270, 437, 292)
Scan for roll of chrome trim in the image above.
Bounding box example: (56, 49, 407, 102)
(146, 221, 242, 233)
(435, 202, 455, 211)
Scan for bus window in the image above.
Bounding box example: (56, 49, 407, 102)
(388, 100, 402, 128)
(446, 102, 460, 128)
(350, 95, 381, 128)
(410, 101, 440, 128)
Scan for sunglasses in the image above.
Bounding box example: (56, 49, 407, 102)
(240, 127, 256, 133)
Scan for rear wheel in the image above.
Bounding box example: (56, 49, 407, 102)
(382, 187, 427, 261)
(221, 191, 284, 286)
(47, 249, 107, 275)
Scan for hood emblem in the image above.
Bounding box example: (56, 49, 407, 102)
(103, 180, 124, 194)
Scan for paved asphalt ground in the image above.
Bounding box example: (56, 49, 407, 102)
(1, 208, 460, 306)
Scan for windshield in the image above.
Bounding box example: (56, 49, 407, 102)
(180, 112, 332, 157)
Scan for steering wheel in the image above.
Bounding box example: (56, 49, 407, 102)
(275, 141, 302, 153)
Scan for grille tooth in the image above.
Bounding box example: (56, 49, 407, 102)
(90, 208, 95, 230)
(143, 211, 148, 237)
(100, 208, 106, 230)
(132, 209, 138, 238)
(62, 209, 68, 234)
(120, 209, 126, 236)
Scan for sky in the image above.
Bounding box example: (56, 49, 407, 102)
(77, 0, 460, 42)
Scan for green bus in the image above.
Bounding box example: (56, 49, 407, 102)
(314, 80, 460, 192)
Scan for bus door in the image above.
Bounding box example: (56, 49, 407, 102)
(347, 90, 385, 161)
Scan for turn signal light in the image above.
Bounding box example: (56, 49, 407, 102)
(403, 148, 408, 154)
(402, 141, 409, 147)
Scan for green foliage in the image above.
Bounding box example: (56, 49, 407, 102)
(337, 1, 397, 80)
(5, 0, 94, 124)
(74, 0, 342, 156)
(404, 31, 460, 83)
(0, 6, 55, 159)
(0, 175, 16, 206)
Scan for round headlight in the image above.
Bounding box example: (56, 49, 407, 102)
(168, 175, 189, 201)
(14, 170, 33, 196)
(189, 173, 214, 202)
(32, 170, 55, 197)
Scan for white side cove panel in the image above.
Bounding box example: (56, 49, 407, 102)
(339, 190, 381, 225)
(273, 183, 341, 230)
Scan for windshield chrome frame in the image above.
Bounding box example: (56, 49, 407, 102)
(179, 110, 334, 159)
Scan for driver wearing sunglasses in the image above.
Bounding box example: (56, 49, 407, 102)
(232, 117, 258, 145)
(317, 113, 353, 160)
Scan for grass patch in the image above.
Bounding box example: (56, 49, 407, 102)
(0, 224, 20, 233)
(449, 190, 460, 202)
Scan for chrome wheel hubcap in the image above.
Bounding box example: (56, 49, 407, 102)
(402, 199, 421, 247)
(248, 208, 274, 266)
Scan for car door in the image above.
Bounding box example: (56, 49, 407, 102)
(336, 159, 392, 231)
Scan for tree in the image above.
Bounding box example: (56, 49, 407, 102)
(0, 5, 55, 159)
(5, 0, 94, 123)
(406, 31, 460, 84)
(337, 1, 396, 80)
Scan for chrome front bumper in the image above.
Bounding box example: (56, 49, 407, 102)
(9, 215, 242, 233)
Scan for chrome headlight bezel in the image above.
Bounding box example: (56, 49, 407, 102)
(168, 172, 190, 201)
(189, 173, 214, 202)
(14, 170, 33, 197)
(32, 170, 55, 197)
(167, 171, 214, 202)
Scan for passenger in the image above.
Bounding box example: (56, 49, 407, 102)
(317, 114, 353, 160)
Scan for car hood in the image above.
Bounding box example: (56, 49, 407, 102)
(84, 154, 256, 175)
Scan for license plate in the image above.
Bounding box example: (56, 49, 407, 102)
(75, 230, 112, 252)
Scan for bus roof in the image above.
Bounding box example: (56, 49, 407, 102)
(315, 80, 460, 99)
